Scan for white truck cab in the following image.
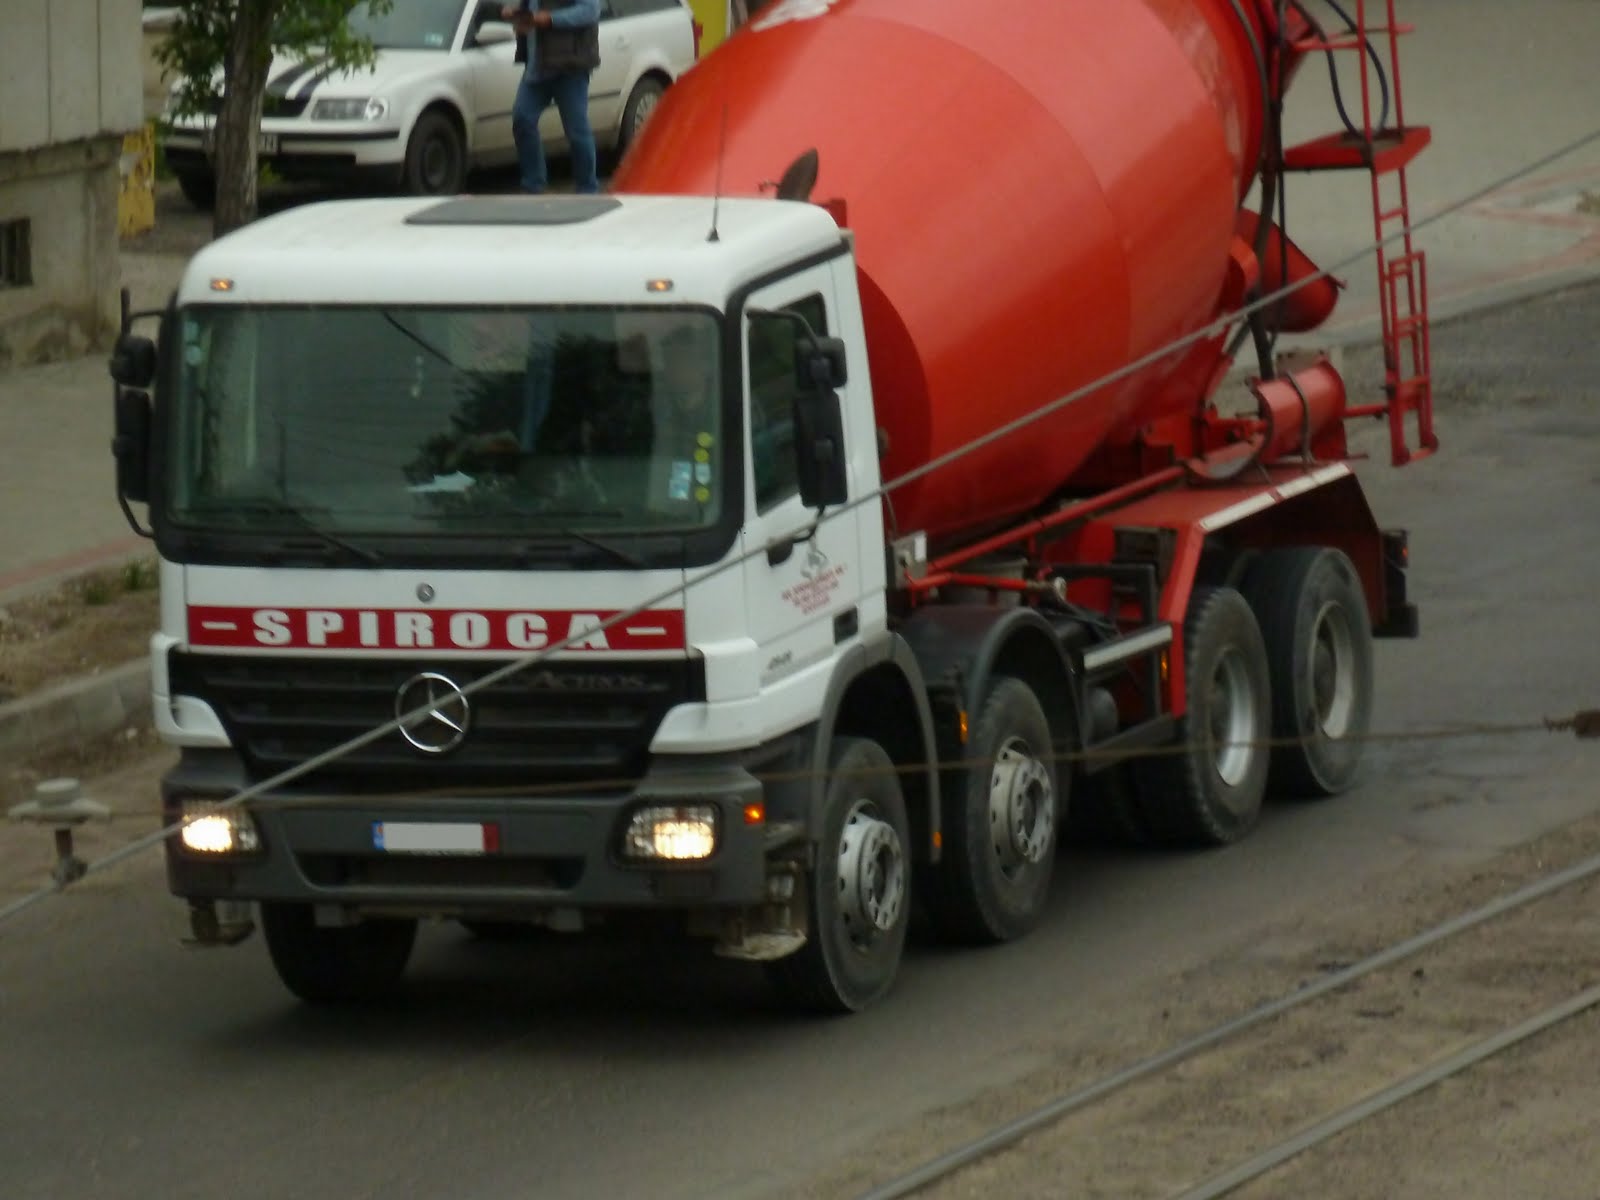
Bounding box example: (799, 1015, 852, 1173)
(117, 194, 938, 1010)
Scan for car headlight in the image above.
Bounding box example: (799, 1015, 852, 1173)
(311, 97, 389, 121)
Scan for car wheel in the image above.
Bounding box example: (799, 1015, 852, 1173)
(403, 110, 466, 196)
(176, 170, 216, 210)
(618, 75, 667, 156)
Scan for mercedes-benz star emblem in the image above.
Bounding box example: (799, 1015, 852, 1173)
(395, 672, 471, 755)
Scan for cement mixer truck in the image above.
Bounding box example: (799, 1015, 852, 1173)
(109, 0, 1436, 1011)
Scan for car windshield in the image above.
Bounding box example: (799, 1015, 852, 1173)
(346, 0, 469, 51)
(168, 304, 726, 540)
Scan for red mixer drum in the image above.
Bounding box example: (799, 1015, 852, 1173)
(614, 0, 1291, 543)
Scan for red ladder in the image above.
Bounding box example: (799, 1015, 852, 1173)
(1281, 0, 1438, 465)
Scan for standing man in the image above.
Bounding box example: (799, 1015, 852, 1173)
(503, 0, 602, 194)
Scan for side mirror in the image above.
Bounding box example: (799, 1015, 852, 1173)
(110, 333, 157, 389)
(473, 19, 517, 46)
(795, 335, 848, 389)
(793, 388, 848, 509)
(113, 387, 153, 505)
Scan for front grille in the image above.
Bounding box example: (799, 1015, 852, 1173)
(203, 95, 308, 118)
(298, 853, 583, 890)
(168, 651, 704, 792)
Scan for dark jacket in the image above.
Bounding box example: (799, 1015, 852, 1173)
(514, 0, 601, 76)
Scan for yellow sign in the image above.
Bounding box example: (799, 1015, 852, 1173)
(118, 122, 156, 238)
(686, 0, 731, 55)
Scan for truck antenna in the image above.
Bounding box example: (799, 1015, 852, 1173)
(708, 101, 728, 243)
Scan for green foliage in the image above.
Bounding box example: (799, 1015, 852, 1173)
(152, 123, 173, 180)
(120, 559, 160, 594)
(157, 1, 394, 121)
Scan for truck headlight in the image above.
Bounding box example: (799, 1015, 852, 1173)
(180, 801, 261, 854)
(623, 804, 718, 861)
(311, 97, 388, 121)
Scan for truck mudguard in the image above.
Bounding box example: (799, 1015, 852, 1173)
(809, 632, 942, 858)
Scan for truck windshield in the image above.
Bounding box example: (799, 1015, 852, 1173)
(167, 304, 725, 539)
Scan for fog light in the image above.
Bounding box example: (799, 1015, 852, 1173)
(625, 804, 717, 861)
(180, 802, 260, 854)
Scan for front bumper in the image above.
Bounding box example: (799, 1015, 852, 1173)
(163, 750, 779, 916)
(163, 124, 405, 179)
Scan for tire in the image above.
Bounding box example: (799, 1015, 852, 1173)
(259, 903, 417, 1005)
(1241, 547, 1374, 796)
(923, 677, 1059, 942)
(766, 737, 911, 1014)
(617, 75, 667, 156)
(176, 170, 216, 210)
(402, 109, 466, 197)
(1135, 587, 1271, 846)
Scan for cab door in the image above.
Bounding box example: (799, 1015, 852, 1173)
(588, 0, 636, 140)
(738, 264, 865, 697)
(462, 0, 523, 164)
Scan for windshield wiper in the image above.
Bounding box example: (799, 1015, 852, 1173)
(190, 500, 385, 566)
(424, 507, 646, 567)
(381, 311, 454, 365)
(516, 527, 644, 569)
(558, 528, 645, 568)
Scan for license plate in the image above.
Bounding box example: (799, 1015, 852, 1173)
(202, 130, 280, 157)
(373, 821, 500, 854)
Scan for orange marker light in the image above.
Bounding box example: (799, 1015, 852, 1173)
(646, 278, 674, 293)
(743, 802, 765, 826)
(958, 710, 969, 744)
(209, 278, 234, 292)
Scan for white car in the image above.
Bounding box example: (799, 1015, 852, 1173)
(162, 0, 698, 207)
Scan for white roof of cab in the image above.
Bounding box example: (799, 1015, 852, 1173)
(176, 194, 847, 310)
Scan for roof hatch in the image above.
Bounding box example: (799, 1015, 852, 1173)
(405, 195, 622, 226)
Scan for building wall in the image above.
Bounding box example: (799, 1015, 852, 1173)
(0, 0, 145, 367)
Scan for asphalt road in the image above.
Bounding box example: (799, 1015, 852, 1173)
(2, 284, 1598, 1200)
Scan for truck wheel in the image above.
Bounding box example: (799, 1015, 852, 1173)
(924, 677, 1058, 943)
(402, 110, 466, 196)
(1242, 547, 1374, 796)
(617, 75, 666, 155)
(766, 737, 910, 1013)
(175, 170, 216, 210)
(260, 903, 417, 1004)
(1135, 587, 1270, 846)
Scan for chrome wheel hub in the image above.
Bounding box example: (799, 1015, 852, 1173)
(988, 740, 1054, 874)
(1309, 601, 1357, 738)
(1208, 649, 1257, 788)
(836, 801, 906, 946)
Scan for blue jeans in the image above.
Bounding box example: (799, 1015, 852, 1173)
(511, 70, 598, 194)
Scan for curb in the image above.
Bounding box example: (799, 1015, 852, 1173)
(0, 659, 152, 767)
